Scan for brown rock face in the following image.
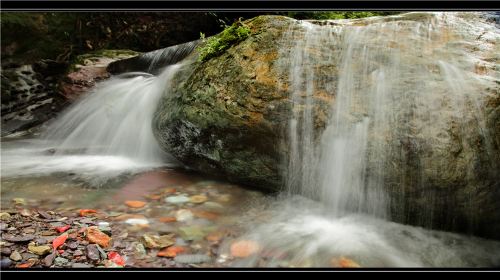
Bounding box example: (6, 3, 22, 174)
(59, 51, 139, 100)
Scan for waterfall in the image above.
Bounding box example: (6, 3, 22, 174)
(227, 13, 500, 267)
(280, 12, 498, 220)
(107, 40, 200, 75)
(1, 65, 183, 182)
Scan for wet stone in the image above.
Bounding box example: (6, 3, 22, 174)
(174, 254, 211, 264)
(28, 243, 52, 255)
(86, 244, 100, 261)
(1, 247, 11, 256)
(72, 263, 92, 268)
(54, 257, 69, 267)
(2, 234, 35, 243)
(0, 213, 11, 221)
(132, 243, 147, 259)
(34, 238, 48, 245)
(165, 195, 190, 204)
(1, 258, 12, 268)
(67, 241, 79, 250)
(9, 251, 22, 261)
(96, 245, 107, 260)
(43, 252, 56, 267)
(38, 211, 52, 219)
(22, 253, 39, 260)
(73, 250, 84, 256)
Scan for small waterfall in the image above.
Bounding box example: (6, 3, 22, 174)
(1, 65, 183, 182)
(281, 12, 499, 220)
(107, 40, 200, 75)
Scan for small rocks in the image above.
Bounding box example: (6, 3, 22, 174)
(189, 195, 208, 204)
(202, 202, 224, 212)
(20, 209, 32, 217)
(175, 209, 194, 222)
(178, 226, 212, 241)
(1, 247, 12, 256)
(98, 222, 110, 227)
(54, 257, 69, 266)
(0, 213, 11, 221)
(28, 243, 52, 255)
(73, 249, 84, 256)
(192, 210, 219, 220)
(124, 218, 149, 226)
(165, 195, 190, 204)
(114, 214, 146, 221)
(141, 234, 175, 249)
(174, 254, 211, 264)
(86, 244, 101, 261)
(12, 198, 26, 205)
(34, 238, 48, 245)
(124, 201, 147, 208)
(67, 241, 79, 250)
(98, 225, 112, 236)
(9, 251, 22, 261)
(132, 243, 147, 259)
(86, 227, 111, 248)
(2, 234, 35, 243)
(1, 258, 13, 268)
(37, 210, 53, 219)
(43, 252, 56, 267)
(0, 223, 8, 231)
(72, 263, 93, 268)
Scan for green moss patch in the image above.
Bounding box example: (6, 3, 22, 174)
(197, 21, 251, 62)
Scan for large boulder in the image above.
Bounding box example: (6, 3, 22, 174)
(154, 16, 300, 191)
(153, 13, 500, 239)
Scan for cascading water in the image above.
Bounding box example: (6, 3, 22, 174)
(228, 12, 500, 267)
(1, 65, 182, 183)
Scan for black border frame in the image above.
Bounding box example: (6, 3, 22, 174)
(1, 0, 499, 273)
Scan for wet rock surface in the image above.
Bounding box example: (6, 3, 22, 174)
(153, 13, 500, 239)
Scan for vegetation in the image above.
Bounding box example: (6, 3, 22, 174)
(197, 20, 251, 62)
(283, 11, 400, 20)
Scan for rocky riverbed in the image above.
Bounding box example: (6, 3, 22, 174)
(0, 169, 277, 269)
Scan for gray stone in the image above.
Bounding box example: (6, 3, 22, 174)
(174, 254, 211, 264)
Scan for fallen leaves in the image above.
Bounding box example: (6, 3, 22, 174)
(230, 240, 261, 258)
(52, 233, 68, 250)
(157, 246, 186, 258)
(157, 217, 176, 223)
(108, 251, 125, 266)
(124, 201, 147, 208)
(79, 209, 97, 217)
(331, 257, 361, 268)
(86, 227, 111, 248)
(192, 210, 219, 220)
(55, 225, 71, 233)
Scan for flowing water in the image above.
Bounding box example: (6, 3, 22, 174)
(1, 12, 500, 268)
(228, 12, 500, 267)
(1, 66, 182, 185)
